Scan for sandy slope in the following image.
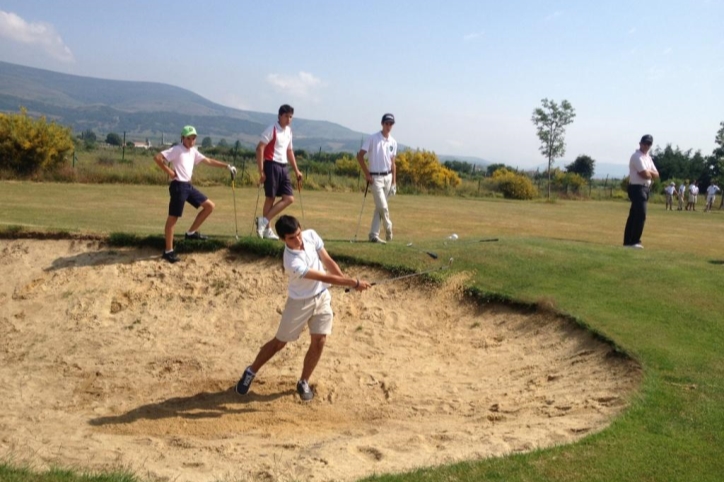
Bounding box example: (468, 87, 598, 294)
(0, 239, 640, 482)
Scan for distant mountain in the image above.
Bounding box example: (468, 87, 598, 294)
(0, 61, 367, 151)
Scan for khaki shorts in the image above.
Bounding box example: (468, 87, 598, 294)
(275, 290, 333, 342)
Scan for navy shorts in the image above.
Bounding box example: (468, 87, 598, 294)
(168, 181, 208, 217)
(263, 161, 294, 198)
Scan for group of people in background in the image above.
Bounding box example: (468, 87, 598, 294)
(664, 179, 721, 212)
(151, 105, 397, 401)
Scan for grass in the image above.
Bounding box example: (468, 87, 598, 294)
(1, 180, 724, 482)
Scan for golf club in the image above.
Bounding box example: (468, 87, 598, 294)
(297, 178, 306, 224)
(345, 257, 453, 292)
(231, 172, 239, 240)
(405, 242, 438, 260)
(251, 183, 262, 236)
(443, 237, 499, 247)
(352, 182, 369, 243)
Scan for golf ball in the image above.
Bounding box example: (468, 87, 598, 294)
(449, 233, 458, 240)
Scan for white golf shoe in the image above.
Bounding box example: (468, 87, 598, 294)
(263, 226, 279, 240)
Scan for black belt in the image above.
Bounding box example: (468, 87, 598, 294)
(370, 171, 391, 176)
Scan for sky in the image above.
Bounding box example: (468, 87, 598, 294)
(0, 1, 722, 175)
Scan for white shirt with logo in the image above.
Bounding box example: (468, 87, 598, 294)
(283, 229, 329, 300)
(628, 150, 657, 187)
(161, 144, 207, 182)
(361, 131, 397, 173)
(261, 122, 293, 164)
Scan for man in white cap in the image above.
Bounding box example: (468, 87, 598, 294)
(357, 113, 398, 243)
(664, 181, 676, 211)
(154, 125, 236, 263)
(623, 134, 659, 249)
(704, 181, 721, 212)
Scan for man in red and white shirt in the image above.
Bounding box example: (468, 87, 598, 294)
(255, 104, 303, 240)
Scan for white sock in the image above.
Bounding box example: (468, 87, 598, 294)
(186, 231, 195, 235)
(165, 250, 173, 254)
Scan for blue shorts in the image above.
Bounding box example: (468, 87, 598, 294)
(264, 161, 294, 198)
(168, 181, 208, 217)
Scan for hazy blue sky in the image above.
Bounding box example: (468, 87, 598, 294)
(1, 1, 722, 174)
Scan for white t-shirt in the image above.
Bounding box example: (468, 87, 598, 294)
(707, 185, 720, 197)
(664, 185, 676, 195)
(283, 229, 330, 300)
(628, 150, 657, 187)
(361, 131, 397, 173)
(160, 144, 206, 182)
(260, 122, 293, 164)
(689, 184, 699, 195)
(678, 184, 686, 195)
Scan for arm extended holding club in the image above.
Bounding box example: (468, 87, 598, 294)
(306, 249, 371, 292)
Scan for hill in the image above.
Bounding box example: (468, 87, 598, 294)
(0, 61, 367, 151)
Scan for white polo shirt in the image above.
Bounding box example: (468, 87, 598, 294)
(628, 150, 657, 187)
(260, 122, 293, 164)
(361, 131, 397, 173)
(707, 185, 720, 197)
(283, 229, 330, 300)
(160, 144, 207, 182)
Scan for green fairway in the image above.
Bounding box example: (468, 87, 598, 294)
(1, 180, 723, 482)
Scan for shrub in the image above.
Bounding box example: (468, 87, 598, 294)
(0, 108, 74, 175)
(491, 168, 538, 200)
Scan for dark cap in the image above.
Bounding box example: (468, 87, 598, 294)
(640, 134, 653, 144)
(381, 113, 395, 124)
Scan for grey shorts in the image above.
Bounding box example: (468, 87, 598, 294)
(275, 290, 333, 342)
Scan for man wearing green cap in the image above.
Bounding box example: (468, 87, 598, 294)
(154, 125, 237, 263)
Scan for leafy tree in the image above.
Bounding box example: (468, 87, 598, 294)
(105, 132, 122, 146)
(565, 155, 595, 180)
(334, 155, 361, 177)
(201, 136, 213, 148)
(81, 129, 97, 149)
(218, 138, 228, 148)
(531, 98, 576, 198)
(0, 107, 74, 175)
(486, 163, 508, 176)
(443, 160, 474, 176)
(294, 149, 310, 160)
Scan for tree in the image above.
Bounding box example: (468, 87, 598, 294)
(486, 163, 508, 176)
(105, 132, 122, 146)
(565, 154, 595, 180)
(201, 136, 213, 148)
(395, 149, 461, 190)
(217, 138, 228, 148)
(81, 129, 97, 149)
(531, 98, 576, 198)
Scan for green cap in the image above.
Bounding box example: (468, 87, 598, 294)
(181, 125, 197, 137)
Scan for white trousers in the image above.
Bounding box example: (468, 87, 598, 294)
(369, 174, 393, 239)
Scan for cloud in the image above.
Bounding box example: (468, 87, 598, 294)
(0, 10, 74, 62)
(464, 31, 484, 41)
(544, 11, 563, 21)
(266, 71, 324, 99)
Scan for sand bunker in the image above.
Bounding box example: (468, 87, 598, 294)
(0, 239, 640, 482)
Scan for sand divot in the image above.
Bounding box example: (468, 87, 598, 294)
(0, 239, 641, 482)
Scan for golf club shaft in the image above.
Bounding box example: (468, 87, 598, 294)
(231, 178, 239, 239)
(251, 184, 261, 236)
(353, 182, 369, 242)
(297, 179, 305, 223)
(345, 258, 452, 292)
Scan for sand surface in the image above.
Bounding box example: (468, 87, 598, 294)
(0, 239, 640, 482)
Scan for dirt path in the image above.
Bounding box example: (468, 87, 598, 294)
(0, 239, 640, 482)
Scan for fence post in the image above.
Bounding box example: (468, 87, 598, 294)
(478, 178, 481, 195)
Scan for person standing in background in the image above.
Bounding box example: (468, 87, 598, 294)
(623, 134, 659, 249)
(357, 113, 398, 244)
(255, 104, 303, 240)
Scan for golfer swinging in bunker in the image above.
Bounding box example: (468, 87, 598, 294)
(236, 215, 372, 401)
